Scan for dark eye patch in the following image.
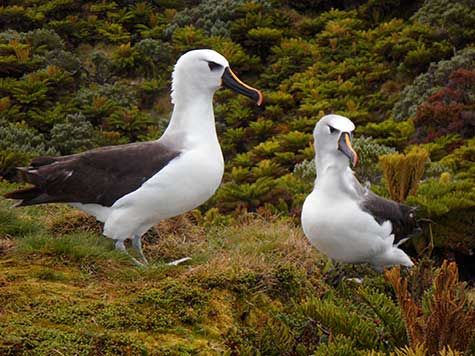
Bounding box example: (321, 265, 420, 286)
(208, 61, 222, 71)
(328, 125, 337, 134)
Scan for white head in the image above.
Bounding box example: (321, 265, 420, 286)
(313, 114, 358, 168)
(171, 49, 262, 105)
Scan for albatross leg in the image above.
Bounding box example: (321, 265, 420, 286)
(132, 235, 148, 265)
(115, 239, 144, 267)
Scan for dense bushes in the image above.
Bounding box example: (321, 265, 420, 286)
(0, 120, 57, 178)
(393, 47, 475, 122)
(412, 68, 475, 143)
(412, 0, 475, 48)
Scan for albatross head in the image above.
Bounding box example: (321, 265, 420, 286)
(314, 114, 358, 167)
(171, 49, 263, 105)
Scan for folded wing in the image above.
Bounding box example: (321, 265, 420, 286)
(5, 141, 181, 207)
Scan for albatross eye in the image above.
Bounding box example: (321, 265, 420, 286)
(328, 125, 337, 134)
(208, 61, 222, 71)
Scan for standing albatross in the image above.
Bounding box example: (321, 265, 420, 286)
(4, 49, 263, 265)
(301, 115, 417, 270)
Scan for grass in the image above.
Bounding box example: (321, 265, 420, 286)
(1, 182, 474, 355)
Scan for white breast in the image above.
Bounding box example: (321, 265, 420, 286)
(301, 189, 391, 263)
(102, 144, 224, 240)
(140, 145, 224, 217)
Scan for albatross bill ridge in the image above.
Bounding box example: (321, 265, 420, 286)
(4, 49, 263, 266)
(301, 114, 416, 270)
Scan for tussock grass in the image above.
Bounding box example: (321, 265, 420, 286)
(0, 205, 40, 238)
(0, 201, 327, 354)
(46, 209, 103, 236)
(144, 213, 208, 263)
(184, 216, 322, 295)
(16, 232, 129, 264)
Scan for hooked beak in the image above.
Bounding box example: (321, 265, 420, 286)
(222, 67, 263, 105)
(338, 132, 358, 167)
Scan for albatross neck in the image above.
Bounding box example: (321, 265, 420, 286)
(315, 152, 348, 178)
(162, 91, 219, 147)
(315, 153, 357, 198)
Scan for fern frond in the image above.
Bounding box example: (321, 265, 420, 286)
(313, 334, 358, 356)
(385, 261, 475, 354)
(357, 286, 407, 346)
(300, 296, 380, 349)
(392, 344, 427, 356)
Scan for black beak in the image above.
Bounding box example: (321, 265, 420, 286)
(222, 67, 263, 105)
(338, 132, 358, 167)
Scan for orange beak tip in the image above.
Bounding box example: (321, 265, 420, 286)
(257, 92, 263, 106)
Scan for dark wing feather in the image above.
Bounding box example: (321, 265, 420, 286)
(361, 193, 414, 243)
(5, 141, 181, 207)
(353, 178, 419, 243)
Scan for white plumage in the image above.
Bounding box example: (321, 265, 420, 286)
(301, 114, 413, 270)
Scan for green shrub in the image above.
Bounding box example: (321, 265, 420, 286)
(406, 178, 475, 217)
(44, 49, 81, 73)
(50, 113, 97, 154)
(105, 106, 155, 141)
(164, 0, 269, 37)
(97, 23, 130, 43)
(134, 38, 173, 78)
(412, 0, 475, 48)
(24, 28, 65, 52)
(0, 120, 56, 178)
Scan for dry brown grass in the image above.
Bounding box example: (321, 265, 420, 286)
(183, 215, 323, 295)
(46, 208, 103, 236)
(143, 212, 208, 261)
(0, 238, 15, 256)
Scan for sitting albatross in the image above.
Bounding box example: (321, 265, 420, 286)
(4, 49, 263, 266)
(301, 114, 417, 270)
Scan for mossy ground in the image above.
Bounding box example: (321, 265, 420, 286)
(1, 181, 474, 355)
(0, 181, 317, 355)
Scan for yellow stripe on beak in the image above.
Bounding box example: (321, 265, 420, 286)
(222, 67, 263, 106)
(345, 133, 358, 166)
(338, 132, 358, 167)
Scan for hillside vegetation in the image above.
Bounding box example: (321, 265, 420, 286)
(0, 0, 475, 354)
(1, 191, 475, 355)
